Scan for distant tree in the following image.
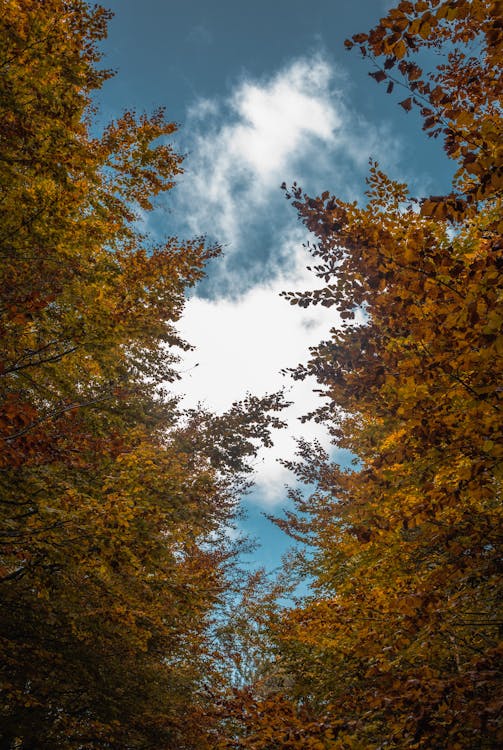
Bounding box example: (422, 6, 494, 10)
(0, 2, 285, 748)
(222, 2, 502, 748)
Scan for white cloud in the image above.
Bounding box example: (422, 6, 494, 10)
(230, 58, 340, 181)
(169, 53, 401, 503)
(186, 96, 220, 121)
(173, 230, 337, 504)
(173, 52, 401, 274)
(176, 54, 344, 249)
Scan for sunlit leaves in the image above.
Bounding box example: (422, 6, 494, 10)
(251, 2, 503, 749)
(348, 0, 503, 213)
(0, 3, 284, 749)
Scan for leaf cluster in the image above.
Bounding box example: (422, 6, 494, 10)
(227, 3, 503, 748)
(0, 3, 286, 748)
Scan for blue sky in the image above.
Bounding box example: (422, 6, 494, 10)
(96, 0, 454, 575)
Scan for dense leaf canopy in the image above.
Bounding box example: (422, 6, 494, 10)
(220, 2, 503, 748)
(0, 2, 284, 748)
(1, 1, 501, 749)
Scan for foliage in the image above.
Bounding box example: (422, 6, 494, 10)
(229, 2, 502, 748)
(0, 2, 286, 748)
(345, 0, 503, 217)
(3, 1, 502, 747)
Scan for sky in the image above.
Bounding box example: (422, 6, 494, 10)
(96, 0, 454, 575)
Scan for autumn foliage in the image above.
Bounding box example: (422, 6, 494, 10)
(0, 2, 283, 748)
(223, 2, 502, 749)
(1, 0, 502, 748)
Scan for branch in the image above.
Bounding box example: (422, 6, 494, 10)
(418, 341, 501, 412)
(3, 393, 115, 443)
(366, 52, 490, 158)
(0, 565, 27, 583)
(1, 345, 79, 377)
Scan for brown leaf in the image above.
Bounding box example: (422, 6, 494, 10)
(370, 70, 387, 83)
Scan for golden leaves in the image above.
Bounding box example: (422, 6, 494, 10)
(0, 3, 270, 749)
(393, 39, 407, 58)
(354, 1, 503, 213)
(267, 5, 503, 747)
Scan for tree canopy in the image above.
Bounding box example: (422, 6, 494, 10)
(220, 1, 502, 748)
(0, 2, 284, 748)
(1, 1, 501, 748)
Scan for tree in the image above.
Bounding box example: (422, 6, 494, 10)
(0, 3, 286, 748)
(238, 2, 502, 748)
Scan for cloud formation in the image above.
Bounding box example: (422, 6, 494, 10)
(178, 55, 341, 249)
(172, 230, 336, 503)
(171, 52, 400, 298)
(170, 52, 400, 502)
